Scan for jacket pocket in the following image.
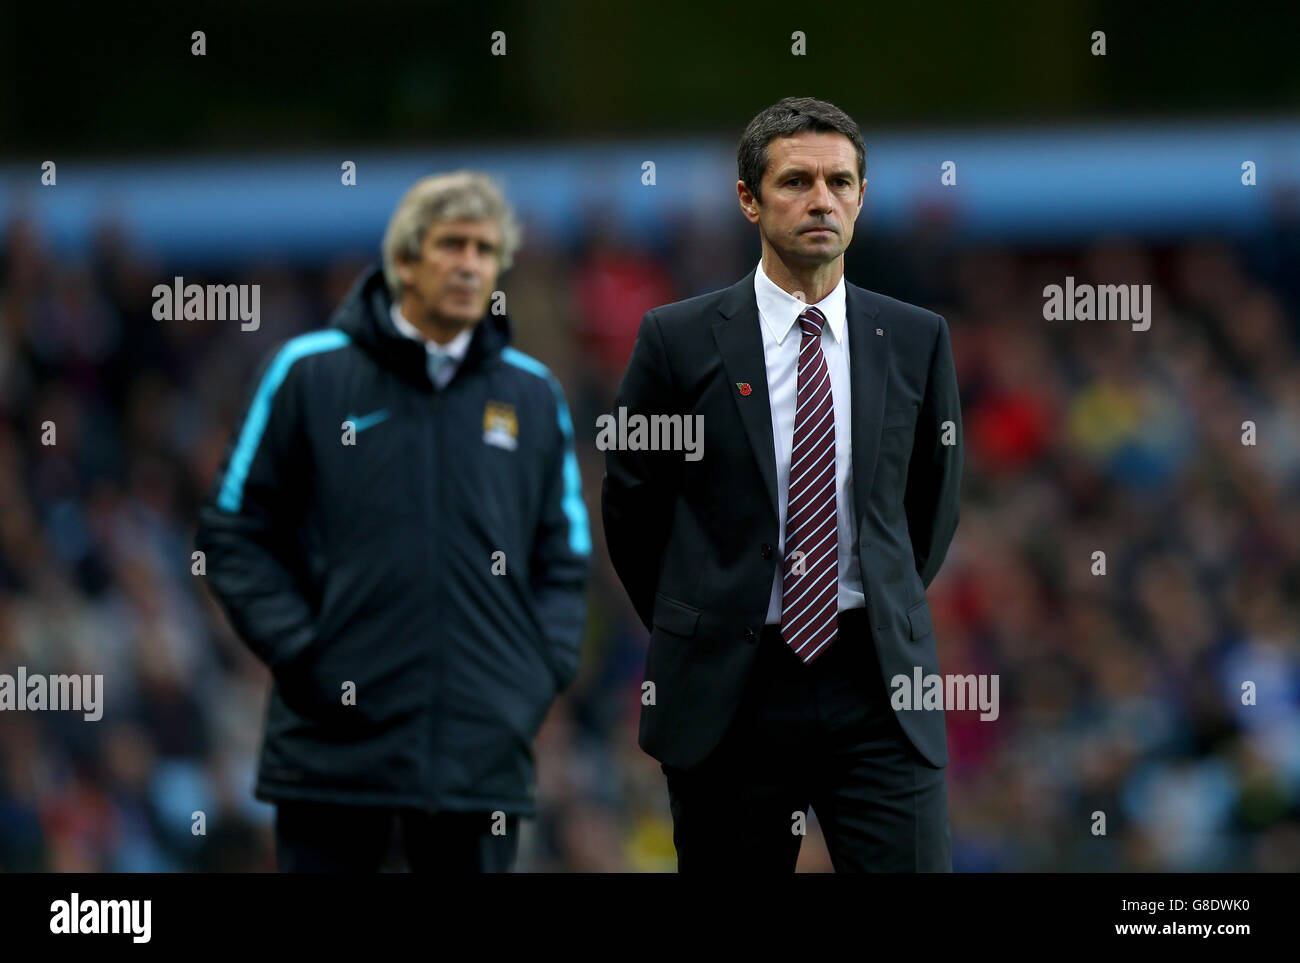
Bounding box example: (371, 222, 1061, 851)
(271, 645, 356, 730)
(883, 401, 920, 431)
(653, 592, 701, 639)
(906, 597, 933, 640)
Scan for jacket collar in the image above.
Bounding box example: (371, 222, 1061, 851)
(713, 265, 886, 531)
(330, 264, 512, 390)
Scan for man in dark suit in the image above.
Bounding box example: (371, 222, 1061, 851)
(602, 96, 962, 872)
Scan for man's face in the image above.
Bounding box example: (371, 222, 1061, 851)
(739, 131, 865, 266)
(397, 218, 501, 328)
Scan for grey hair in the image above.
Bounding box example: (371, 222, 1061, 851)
(381, 170, 523, 301)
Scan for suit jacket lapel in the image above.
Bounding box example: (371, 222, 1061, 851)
(846, 284, 886, 532)
(711, 270, 888, 532)
(713, 268, 779, 522)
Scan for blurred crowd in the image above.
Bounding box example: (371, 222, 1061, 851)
(1, 197, 1298, 872)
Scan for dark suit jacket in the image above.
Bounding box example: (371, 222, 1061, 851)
(601, 265, 962, 770)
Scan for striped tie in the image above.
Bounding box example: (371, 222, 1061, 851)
(780, 305, 839, 664)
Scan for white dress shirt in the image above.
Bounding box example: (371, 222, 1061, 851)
(754, 259, 866, 624)
(391, 303, 474, 389)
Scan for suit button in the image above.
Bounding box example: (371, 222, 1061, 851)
(759, 543, 772, 559)
(745, 628, 757, 644)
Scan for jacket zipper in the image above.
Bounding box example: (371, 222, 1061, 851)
(424, 386, 443, 812)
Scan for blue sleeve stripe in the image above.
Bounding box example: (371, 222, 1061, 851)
(216, 330, 351, 513)
(501, 347, 592, 556)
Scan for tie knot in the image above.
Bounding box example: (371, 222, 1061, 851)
(429, 349, 452, 380)
(798, 306, 827, 337)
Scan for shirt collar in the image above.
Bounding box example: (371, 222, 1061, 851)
(753, 258, 847, 346)
(390, 303, 474, 359)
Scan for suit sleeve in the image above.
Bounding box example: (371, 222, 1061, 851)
(905, 314, 963, 590)
(529, 375, 592, 693)
(195, 345, 317, 671)
(600, 309, 681, 632)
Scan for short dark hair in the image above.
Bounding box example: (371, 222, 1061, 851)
(737, 96, 866, 203)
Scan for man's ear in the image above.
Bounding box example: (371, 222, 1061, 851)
(737, 179, 761, 225)
(395, 253, 415, 288)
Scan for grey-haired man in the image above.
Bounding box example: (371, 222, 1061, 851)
(198, 172, 590, 872)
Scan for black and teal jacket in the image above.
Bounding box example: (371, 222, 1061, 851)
(195, 264, 591, 814)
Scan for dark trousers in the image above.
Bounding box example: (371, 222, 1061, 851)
(661, 607, 951, 872)
(273, 801, 520, 872)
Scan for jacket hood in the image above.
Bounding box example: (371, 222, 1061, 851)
(329, 264, 513, 388)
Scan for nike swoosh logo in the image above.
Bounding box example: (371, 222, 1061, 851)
(345, 409, 391, 433)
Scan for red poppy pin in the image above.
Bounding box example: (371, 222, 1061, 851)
(737, 382, 752, 396)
